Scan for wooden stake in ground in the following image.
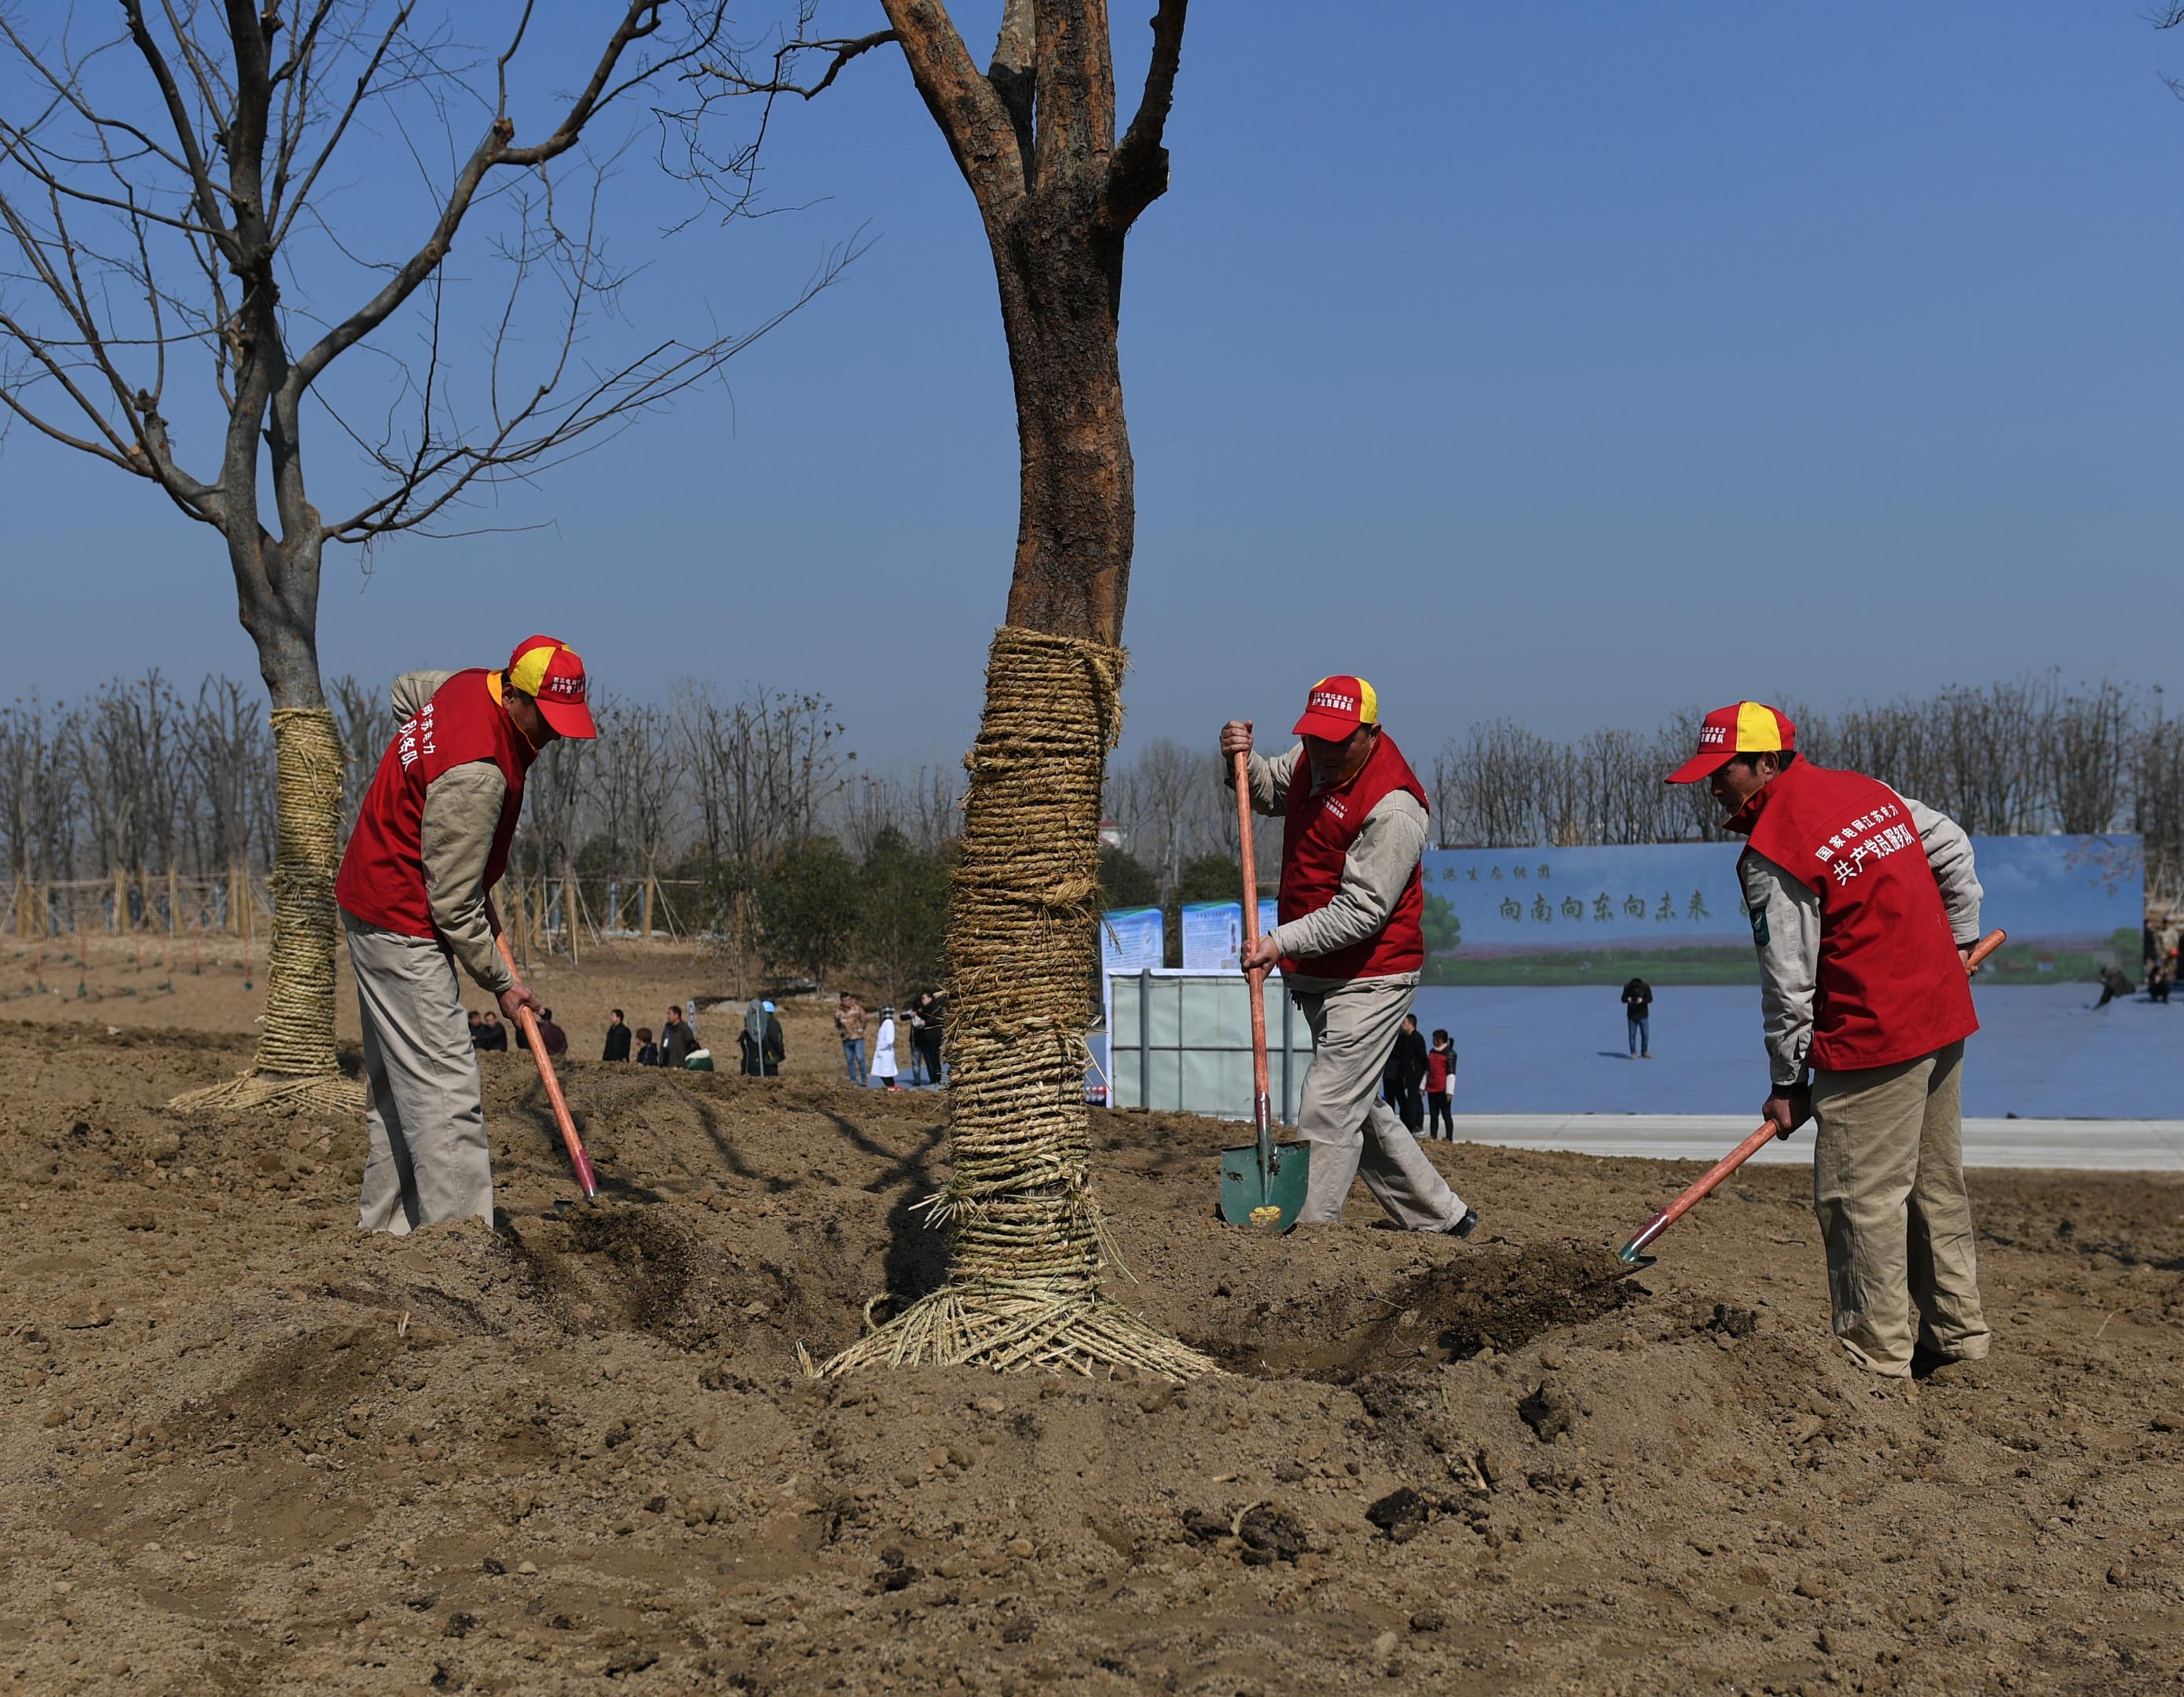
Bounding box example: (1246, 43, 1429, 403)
(709, 1, 1209, 1380)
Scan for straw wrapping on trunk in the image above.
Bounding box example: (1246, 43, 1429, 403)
(170, 707, 363, 1117)
(822, 628, 1211, 1381)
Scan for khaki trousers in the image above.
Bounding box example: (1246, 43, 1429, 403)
(1292, 976, 1468, 1230)
(344, 913, 494, 1235)
(1811, 1039, 1990, 1376)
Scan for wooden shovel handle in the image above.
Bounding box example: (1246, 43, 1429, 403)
(492, 922, 599, 1200)
(1233, 751, 1272, 1133)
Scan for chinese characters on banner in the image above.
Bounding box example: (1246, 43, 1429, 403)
(1426, 844, 1753, 956)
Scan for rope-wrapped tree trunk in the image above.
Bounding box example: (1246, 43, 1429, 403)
(170, 707, 363, 1116)
(823, 629, 1211, 1380)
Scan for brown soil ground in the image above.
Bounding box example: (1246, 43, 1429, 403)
(0, 935, 848, 1068)
(2, 971, 2181, 1695)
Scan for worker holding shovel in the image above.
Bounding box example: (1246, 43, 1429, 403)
(1220, 677, 1479, 1236)
(1665, 701, 1991, 1379)
(335, 636, 597, 1233)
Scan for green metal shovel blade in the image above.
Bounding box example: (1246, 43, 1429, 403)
(1218, 1139, 1310, 1230)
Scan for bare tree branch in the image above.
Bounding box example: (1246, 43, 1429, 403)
(987, 0, 1035, 162)
(698, 28, 900, 101)
(874, 0, 1027, 211)
(267, 2, 419, 248)
(1028, 0, 1115, 200)
(116, 1, 237, 258)
(1105, 0, 1187, 233)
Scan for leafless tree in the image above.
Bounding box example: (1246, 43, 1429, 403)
(843, 764, 961, 859)
(1437, 720, 1551, 848)
(588, 696, 684, 926)
(691, 0, 1202, 1377)
(1574, 728, 1666, 846)
(180, 676, 272, 879)
(2135, 691, 2184, 908)
(1110, 736, 1203, 896)
(2043, 680, 2132, 837)
(0, 2, 835, 1105)
(677, 682, 849, 865)
(327, 674, 388, 844)
(0, 698, 74, 889)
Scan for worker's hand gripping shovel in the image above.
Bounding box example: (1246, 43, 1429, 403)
(1217, 751, 1310, 1230)
(490, 915, 599, 1202)
(1616, 928, 2006, 1265)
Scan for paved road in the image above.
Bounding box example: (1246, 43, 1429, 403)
(1409, 984, 2184, 1120)
(1446, 1114, 2184, 1171)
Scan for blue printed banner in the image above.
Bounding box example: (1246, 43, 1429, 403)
(1420, 836, 2141, 985)
(1100, 906, 1164, 976)
(1178, 900, 1281, 971)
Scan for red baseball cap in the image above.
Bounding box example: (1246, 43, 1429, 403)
(1664, 701, 1795, 785)
(1292, 675, 1380, 741)
(506, 635, 596, 739)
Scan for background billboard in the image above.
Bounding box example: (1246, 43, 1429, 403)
(1421, 835, 2142, 985)
(1178, 899, 1281, 971)
(1099, 906, 1163, 976)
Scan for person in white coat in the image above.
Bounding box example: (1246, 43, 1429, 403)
(870, 1007, 900, 1091)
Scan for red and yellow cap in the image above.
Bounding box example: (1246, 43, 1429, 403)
(1664, 701, 1794, 785)
(1292, 675, 1380, 741)
(506, 635, 596, 739)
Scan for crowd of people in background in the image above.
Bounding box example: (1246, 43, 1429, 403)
(460, 988, 947, 1087)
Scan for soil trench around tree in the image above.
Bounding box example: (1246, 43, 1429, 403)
(1, 995, 2180, 1695)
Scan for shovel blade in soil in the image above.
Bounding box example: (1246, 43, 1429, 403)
(1218, 1140, 1310, 1230)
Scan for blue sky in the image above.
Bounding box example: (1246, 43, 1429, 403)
(5, 2, 2182, 772)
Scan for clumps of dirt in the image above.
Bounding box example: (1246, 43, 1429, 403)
(1422, 1242, 1640, 1360)
(1365, 1485, 1495, 1545)
(1178, 1502, 1310, 1565)
(501, 1204, 698, 1340)
(1518, 1378, 1581, 1442)
(1198, 1241, 1639, 1383)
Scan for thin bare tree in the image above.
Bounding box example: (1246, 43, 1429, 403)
(0, 2, 833, 1110)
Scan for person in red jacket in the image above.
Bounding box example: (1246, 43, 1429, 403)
(1667, 701, 1990, 1379)
(335, 636, 596, 1233)
(1222, 676, 1478, 1235)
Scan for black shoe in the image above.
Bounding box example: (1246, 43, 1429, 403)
(1445, 1205, 1479, 1239)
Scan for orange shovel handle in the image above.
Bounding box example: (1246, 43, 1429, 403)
(1617, 928, 2005, 1263)
(493, 925, 598, 1200)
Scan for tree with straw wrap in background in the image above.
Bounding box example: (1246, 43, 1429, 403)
(702, 0, 1210, 1378)
(0, 2, 834, 1115)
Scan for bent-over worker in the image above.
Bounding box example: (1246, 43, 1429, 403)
(1222, 676, 1478, 1235)
(1666, 701, 1989, 1378)
(335, 636, 597, 1233)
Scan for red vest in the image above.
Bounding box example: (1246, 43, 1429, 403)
(335, 670, 533, 938)
(1735, 758, 1977, 1072)
(1277, 731, 1429, 979)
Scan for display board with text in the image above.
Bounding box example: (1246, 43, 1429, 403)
(1420, 834, 2142, 985)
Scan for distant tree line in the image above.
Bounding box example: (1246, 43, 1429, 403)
(0, 671, 959, 999)
(1097, 675, 2184, 914)
(7, 669, 2175, 970)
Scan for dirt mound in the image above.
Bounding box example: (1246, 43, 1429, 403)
(1193, 1240, 1640, 1382)
(1, 1017, 2181, 1695)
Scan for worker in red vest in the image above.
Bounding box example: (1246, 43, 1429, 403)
(1222, 677, 1479, 1235)
(335, 636, 597, 1233)
(1667, 702, 1990, 1379)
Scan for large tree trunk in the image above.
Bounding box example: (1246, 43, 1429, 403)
(999, 222, 1133, 640)
(823, 200, 1210, 1381)
(171, 528, 359, 1116)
